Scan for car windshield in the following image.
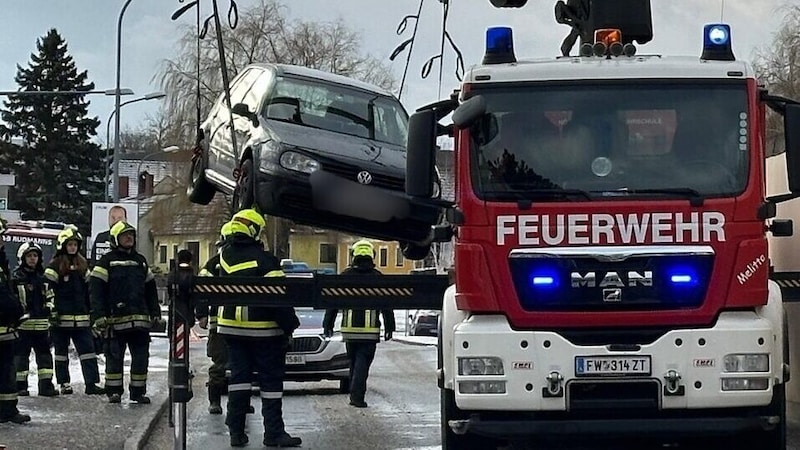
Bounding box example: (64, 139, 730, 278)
(263, 76, 408, 147)
(469, 82, 749, 201)
(296, 308, 326, 329)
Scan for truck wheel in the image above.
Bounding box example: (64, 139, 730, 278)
(338, 378, 350, 394)
(400, 241, 431, 260)
(441, 388, 496, 450)
(731, 383, 786, 450)
(187, 150, 216, 205)
(233, 158, 256, 210)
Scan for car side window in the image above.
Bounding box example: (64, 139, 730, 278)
(242, 70, 274, 114)
(228, 68, 260, 106)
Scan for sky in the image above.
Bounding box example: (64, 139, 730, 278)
(0, 0, 792, 148)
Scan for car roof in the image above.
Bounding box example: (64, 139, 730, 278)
(248, 63, 396, 98)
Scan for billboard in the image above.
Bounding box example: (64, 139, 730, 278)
(89, 202, 139, 266)
(1, 227, 61, 272)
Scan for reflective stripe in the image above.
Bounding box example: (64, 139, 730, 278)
(16, 372, 27, 381)
(106, 373, 123, 380)
(109, 260, 140, 267)
(19, 319, 50, 331)
(17, 285, 26, 307)
(228, 383, 252, 392)
(0, 332, 17, 342)
(56, 319, 91, 328)
(44, 268, 59, 282)
(145, 268, 155, 283)
(37, 369, 53, 378)
(260, 391, 282, 399)
(217, 316, 280, 329)
(342, 332, 380, 341)
(198, 268, 213, 277)
(131, 373, 147, 381)
(105, 379, 123, 387)
(60, 314, 90, 321)
(265, 270, 285, 278)
(79, 353, 97, 361)
(54, 355, 69, 362)
(216, 325, 284, 338)
(220, 257, 258, 274)
(0, 393, 17, 401)
(90, 266, 109, 282)
(129, 380, 146, 387)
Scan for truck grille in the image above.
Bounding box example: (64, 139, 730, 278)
(568, 380, 659, 411)
(289, 336, 323, 353)
(509, 246, 714, 312)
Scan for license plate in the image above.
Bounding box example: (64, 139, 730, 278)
(575, 355, 651, 376)
(285, 354, 306, 365)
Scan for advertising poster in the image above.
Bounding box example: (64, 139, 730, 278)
(89, 202, 139, 266)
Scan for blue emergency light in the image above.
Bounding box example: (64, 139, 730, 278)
(701, 23, 735, 61)
(483, 27, 517, 65)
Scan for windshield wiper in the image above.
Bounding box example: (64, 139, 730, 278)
(605, 188, 705, 206)
(483, 188, 593, 209)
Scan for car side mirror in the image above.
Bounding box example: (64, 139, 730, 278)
(232, 102, 259, 127)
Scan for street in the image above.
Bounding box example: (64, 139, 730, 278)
(142, 337, 800, 450)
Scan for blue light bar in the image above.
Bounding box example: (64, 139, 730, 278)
(483, 27, 516, 65)
(670, 274, 694, 284)
(701, 23, 735, 61)
(532, 276, 555, 286)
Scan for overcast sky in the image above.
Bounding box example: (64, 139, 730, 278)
(0, 0, 792, 147)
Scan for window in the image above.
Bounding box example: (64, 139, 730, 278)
(186, 241, 200, 265)
(172, 244, 179, 262)
(379, 248, 388, 267)
(159, 245, 167, 264)
(118, 176, 129, 199)
(319, 243, 337, 264)
(395, 248, 404, 267)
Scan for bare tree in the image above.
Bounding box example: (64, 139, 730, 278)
(153, 0, 398, 259)
(753, 4, 800, 156)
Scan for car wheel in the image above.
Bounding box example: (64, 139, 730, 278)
(338, 377, 350, 394)
(187, 148, 216, 205)
(400, 241, 431, 260)
(233, 158, 256, 210)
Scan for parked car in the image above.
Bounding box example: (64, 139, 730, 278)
(285, 307, 350, 393)
(409, 309, 440, 337)
(188, 63, 442, 259)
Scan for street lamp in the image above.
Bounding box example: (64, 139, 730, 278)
(135, 146, 182, 197)
(112, 0, 135, 202)
(0, 88, 134, 97)
(104, 91, 166, 200)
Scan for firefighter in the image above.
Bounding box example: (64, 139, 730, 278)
(323, 239, 395, 408)
(218, 209, 301, 448)
(45, 228, 105, 395)
(13, 241, 59, 397)
(0, 220, 31, 423)
(89, 221, 162, 404)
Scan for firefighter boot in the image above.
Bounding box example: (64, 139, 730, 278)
(38, 382, 59, 397)
(230, 433, 249, 447)
(262, 398, 301, 447)
(85, 384, 106, 395)
(0, 412, 31, 424)
(263, 433, 302, 448)
(208, 385, 223, 415)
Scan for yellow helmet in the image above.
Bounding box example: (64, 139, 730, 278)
(227, 221, 254, 238)
(57, 227, 83, 251)
(351, 239, 375, 258)
(232, 209, 266, 238)
(109, 221, 136, 248)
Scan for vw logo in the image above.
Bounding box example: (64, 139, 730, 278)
(356, 171, 373, 185)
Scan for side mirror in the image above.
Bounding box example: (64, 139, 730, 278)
(406, 109, 438, 198)
(785, 104, 800, 192)
(232, 102, 259, 127)
(452, 95, 486, 129)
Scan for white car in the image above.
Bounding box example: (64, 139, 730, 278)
(286, 307, 349, 393)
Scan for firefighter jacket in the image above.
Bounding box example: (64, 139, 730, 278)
(12, 264, 54, 332)
(44, 257, 91, 328)
(0, 253, 22, 342)
(195, 254, 221, 331)
(216, 235, 299, 339)
(323, 257, 395, 342)
(89, 248, 160, 332)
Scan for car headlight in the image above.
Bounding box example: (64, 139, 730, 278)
(279, 151, 320, 174)
(723, 354, 769, 373)
(458, 357, 504, 375)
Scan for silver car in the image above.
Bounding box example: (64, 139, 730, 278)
(286, 308, 349, 393)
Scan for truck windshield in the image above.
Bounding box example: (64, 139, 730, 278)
(469, 82, 749, 201)
(264, 76, 408, 147)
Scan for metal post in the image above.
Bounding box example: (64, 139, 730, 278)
(112, 0, 134, 202)
(170, 262, 195, 450)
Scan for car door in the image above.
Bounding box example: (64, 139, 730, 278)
(206, 68, 260, 191)
(230, 69, 274, 168)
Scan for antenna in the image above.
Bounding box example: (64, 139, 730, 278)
(720, 0, 725, 21)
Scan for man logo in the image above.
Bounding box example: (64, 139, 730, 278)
(357, 171, 373, 185)
(603, 288, 622, 302)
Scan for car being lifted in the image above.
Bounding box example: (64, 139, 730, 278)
(187, 64, 443, 259)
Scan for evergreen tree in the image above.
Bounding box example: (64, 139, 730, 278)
(0, 29, 103, 232)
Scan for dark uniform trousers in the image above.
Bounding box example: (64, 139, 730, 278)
(0, 339, 19, 417)
(224, 335, 286, 438)
(52, 327, 100, 385)
(104, 329, 150, 397)
(207, 328, 229, 391)
(346, 341, 377, 403)
(15, 330, 54, 390)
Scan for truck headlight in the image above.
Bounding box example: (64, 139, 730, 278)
(279, 151, 320, 174)
(721, 377, 770, 391)
(723, 354, 769, 373)
(459, 380, 506, 394)
(458, 357, 504, 375)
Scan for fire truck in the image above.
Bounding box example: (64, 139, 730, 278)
(399, 0, 800, 448)
(1, 220, 67, 271)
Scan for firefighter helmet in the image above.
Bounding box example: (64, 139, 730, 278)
(57, 227, 84, 251)
(232, 209, 266, 238)
(351, 240, 375, 258)
(17, 242, 43, 265)
(227, 220, 253, 238)
(109, 221, 136, 248)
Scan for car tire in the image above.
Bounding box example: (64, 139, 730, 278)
(400, 241, 431, 260)
(187, 148, 216, 205)
(233, 157, 256, 211)
(338, 377, 350, 394)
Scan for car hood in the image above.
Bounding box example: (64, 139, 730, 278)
(294, 326, 325, 336)
(267, 119, 407, 174)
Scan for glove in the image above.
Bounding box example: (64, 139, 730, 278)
(384, 330, 393, 341)
(323, 328, 333, 338)
(197, 316, 209, 329)
(152, 317, 166, 330)
(49, 310, 59, 326)
(91, 326, 103, 339)
(93, 317, 108, 330)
